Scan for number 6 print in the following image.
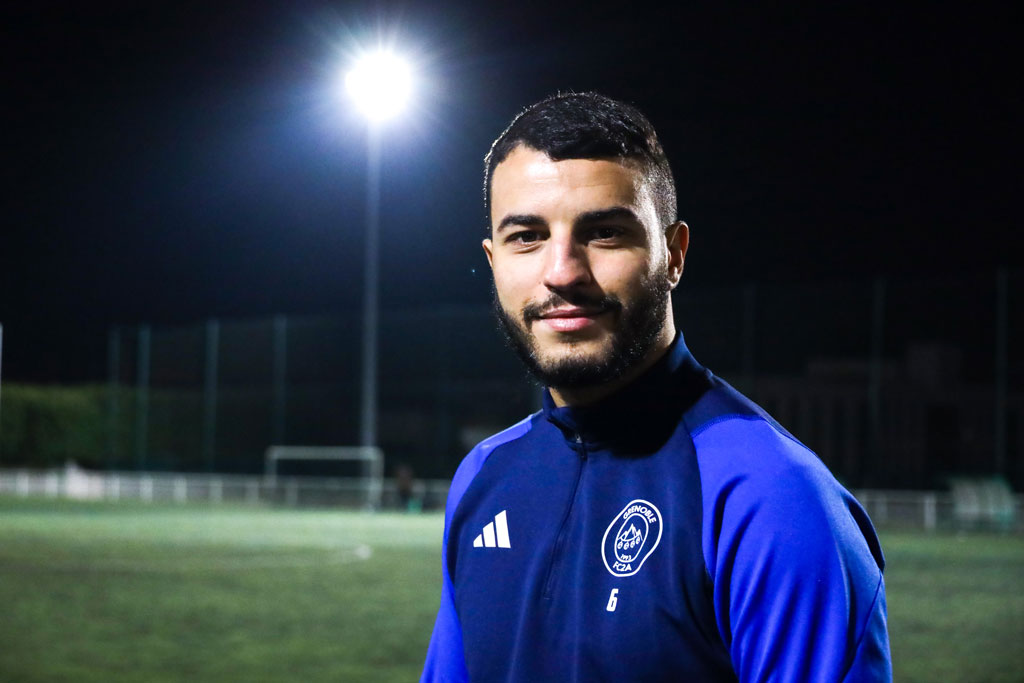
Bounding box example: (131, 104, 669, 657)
(606, 588, 619, 612)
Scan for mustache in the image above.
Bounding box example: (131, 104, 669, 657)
(522, 291, 623, 322)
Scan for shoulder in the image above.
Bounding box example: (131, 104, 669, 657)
(685, 375, 839, 484)
(684, 378, 890, 678)
(685, 377, 884, 574)
(686, 376, 821, 490)
(444, 412, 539, 521)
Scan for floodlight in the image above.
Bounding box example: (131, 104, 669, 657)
(345, 50, 413, 122)
(338, 46, 416, 449)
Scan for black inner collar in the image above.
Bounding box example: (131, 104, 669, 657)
(542, 332, 712, 452)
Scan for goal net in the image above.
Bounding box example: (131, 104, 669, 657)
(264, 445, 384, 509)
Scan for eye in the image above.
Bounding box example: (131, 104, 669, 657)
(588, 225, 624, 241)
(506, 230, 542, 245)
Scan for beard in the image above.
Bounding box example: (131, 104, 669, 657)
(492, 267, 671, 391)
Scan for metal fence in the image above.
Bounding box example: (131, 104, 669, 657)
(0, 467, 450, 511)
(3, 467, 1020, 533)
(2, 269, 1021, 489)
(854, 487, 1020, 533)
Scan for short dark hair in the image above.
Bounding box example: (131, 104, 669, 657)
(484, 91, 677, 231)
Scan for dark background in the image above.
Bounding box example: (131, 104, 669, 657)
(2, 1, 1020, 382)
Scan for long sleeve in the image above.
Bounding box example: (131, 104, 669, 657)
(421, 551, 468, 683)
(420, 458, 474, 683)
(421, 422, 530, 683)
(695, 417, 892, 682)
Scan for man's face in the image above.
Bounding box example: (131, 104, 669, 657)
(484, 145, 685, 391)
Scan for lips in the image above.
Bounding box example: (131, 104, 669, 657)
(536, 307, 606, 332)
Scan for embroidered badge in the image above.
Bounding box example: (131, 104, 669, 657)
(601, 499, 663, 577)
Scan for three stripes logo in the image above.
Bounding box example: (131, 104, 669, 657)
(472, 510, 511, 549)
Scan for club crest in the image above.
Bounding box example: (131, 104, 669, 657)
(601, 499, 663, 577)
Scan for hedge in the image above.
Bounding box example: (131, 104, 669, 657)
(0, 384, 113, 469)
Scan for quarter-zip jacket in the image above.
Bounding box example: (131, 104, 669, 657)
(422, 334, 891, 682)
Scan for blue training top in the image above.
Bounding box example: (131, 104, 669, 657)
(422, 334, 892, 682)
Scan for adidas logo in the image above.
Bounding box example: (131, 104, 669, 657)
(472, 510, 511, 548)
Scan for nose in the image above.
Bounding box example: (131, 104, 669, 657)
(542, 231, 591, 291)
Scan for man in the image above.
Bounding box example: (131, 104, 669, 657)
(422, 92, 891, 682)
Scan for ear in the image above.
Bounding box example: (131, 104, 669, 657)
(482, 237, 494, 269)
(664, 221, 688, 289)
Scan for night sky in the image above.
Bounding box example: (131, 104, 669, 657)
(2, 2, 1020, 382)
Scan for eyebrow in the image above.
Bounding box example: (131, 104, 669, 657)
(496, 213, 546, 233)
(575, 206, 642, 226)
(495, 206, 642, 233)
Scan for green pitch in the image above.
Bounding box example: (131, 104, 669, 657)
(1, 497, 1022, 682)
(0, 497, 443, 682)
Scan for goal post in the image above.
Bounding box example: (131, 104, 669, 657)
(264, 445, 384, 509)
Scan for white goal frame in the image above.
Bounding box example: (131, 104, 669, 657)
(264, 445, 384, 509)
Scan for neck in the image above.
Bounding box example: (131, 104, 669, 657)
(548, 319, 676, 408)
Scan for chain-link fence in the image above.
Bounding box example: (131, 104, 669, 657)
(101, 306, 534, 481)
(4, 269, 1021, 489)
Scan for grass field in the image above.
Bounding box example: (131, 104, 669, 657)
(1, 497, 1022, 682)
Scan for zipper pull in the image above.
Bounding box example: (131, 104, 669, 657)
(574, 433, 588, 460)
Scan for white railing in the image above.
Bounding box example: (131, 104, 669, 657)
(852, 488, 1020, 531)
(1, 467, 1020, 531)
(0, 466, 449, 511)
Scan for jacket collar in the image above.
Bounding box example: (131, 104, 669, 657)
(542, 332, 711, 450)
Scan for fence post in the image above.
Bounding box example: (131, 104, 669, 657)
(272, 315, 288, 446)
(741, 283, 757, 390)
(0, 322, 4, 465)
(135, 325, 151, 471)
(434, 308, 455, 466)
(203, 319, 219, 472)
(995, 267, 1008, 476)
(924, 492, 937, 531)
(876, 491, 888, 525)
(107, 326, 121, 469)
(867, 277, 886, 486)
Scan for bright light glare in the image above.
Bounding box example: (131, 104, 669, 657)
(345, 51, 413, 122)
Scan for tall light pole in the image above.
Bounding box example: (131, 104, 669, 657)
(345, 50, 412, 448)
